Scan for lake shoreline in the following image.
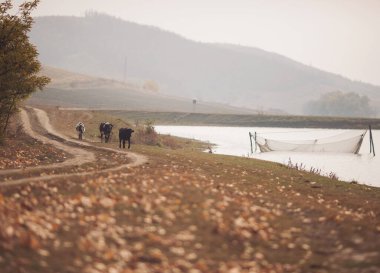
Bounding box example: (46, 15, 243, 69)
(156, 125, 380, 187)
(107, 110, 380, 129)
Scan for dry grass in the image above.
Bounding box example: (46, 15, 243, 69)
(0, 107, 379, 272)
(43, 107, 196, 150)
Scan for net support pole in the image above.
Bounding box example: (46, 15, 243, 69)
(369, 125, 375, 156)
(249, 132, 253, 154)
(254, 132, 257, 152)
(369, 126, 372, 154)
(368, 125, 372, 154)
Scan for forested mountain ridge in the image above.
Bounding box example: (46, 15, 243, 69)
(30, 13, 380, 115)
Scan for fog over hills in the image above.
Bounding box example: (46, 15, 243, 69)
(30, 13, 380, 114)
(30, 66, 257, 114)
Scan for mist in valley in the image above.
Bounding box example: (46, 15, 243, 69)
(27, 1, 380, 118)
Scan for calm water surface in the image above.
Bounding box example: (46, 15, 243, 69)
(156, 126, 380, 187)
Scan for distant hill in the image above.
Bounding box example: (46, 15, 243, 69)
(30, 13, 380, 115)
(40, 66, 130, 89)
(30, 66, 261, 115)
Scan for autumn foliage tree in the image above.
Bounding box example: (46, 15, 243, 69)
(0, 0, 49, 135)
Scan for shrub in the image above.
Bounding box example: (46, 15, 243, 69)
(144, 119, 155, 134)
(160, 135, 181, 149)
(134, 119, 159, 146)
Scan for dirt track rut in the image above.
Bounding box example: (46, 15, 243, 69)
(0, 108, 147, 187)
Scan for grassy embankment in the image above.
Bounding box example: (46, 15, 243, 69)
(107, 110, 380, 129)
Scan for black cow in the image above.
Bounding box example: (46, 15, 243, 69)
(75, 122, 85, 140)
(119, 128, 134, 149)
(99, 122, 113, 143)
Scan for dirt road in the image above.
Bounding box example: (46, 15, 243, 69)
(0, 107, 147, 187)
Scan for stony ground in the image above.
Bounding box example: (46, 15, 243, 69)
(0, 108, 379, 273)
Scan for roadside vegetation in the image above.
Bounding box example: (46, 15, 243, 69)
(43, 107, 206, 150)
(0, 0, 49, 137)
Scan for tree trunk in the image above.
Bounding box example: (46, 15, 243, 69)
(2, 96, 16, 134)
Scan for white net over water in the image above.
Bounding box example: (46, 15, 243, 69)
(253, 130, 367, 153)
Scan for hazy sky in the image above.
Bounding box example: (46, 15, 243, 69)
(16, 0, 380, 86)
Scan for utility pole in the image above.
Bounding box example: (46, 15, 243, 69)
(192, 98, 197, 113)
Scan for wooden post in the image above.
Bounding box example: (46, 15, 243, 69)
(369, 125, 372, 154)
(254, 132, 257, 152)
(369, 125, 375, 156)
(249, 132, 253, 154)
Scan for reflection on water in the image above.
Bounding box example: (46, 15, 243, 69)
(156, 126, 379, 187)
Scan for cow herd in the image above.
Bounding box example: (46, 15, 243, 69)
(99, 122, 113, 143)
(75, 121, 134, 149)
(75, 122, 85, 140)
